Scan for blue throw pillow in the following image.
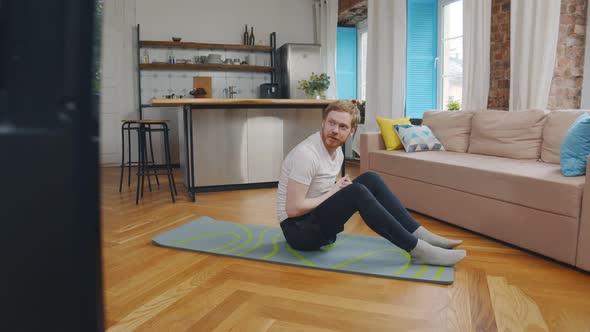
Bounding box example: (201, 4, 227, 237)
(393, 124, 445, 152)
(560, 113, 590, 176)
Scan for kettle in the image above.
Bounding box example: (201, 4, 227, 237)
(259, 83, 280, 99)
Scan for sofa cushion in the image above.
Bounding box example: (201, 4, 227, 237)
(376, 116, 412, 150)
(541, 110, 590, 164)
(369, 150, 585, 218)
(423, 110, 475, 153)
(468, 109, 548, 159)
(393, 124, 445, 152)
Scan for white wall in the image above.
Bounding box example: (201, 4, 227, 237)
(100, 0, 137, 165)
(136, 0, 316, 48)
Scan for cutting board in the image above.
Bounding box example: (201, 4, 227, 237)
(193, 76, 212, 98)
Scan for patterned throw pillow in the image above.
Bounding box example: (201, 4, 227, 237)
(393, 124, 445, 152)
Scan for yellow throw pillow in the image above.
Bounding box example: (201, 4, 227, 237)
(376, 116, 412, 150)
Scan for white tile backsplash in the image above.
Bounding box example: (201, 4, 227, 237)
(234, 71, 252, 79)
(224, 51, 240, 62)
(140, 50, 274, 101)
(211, 71, 226, 78)
(140, 75, 153, 104)
(252, 72, 271, 81)
(148, 48, 168, 63)
(171, 73, 191, 97)
(211, 77, 226, 98)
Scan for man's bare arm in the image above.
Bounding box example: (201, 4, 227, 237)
(285, 176, 352, 218)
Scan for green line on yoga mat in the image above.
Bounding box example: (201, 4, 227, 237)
(331, 248, 408, 269)
(152, 217, 454, 284)
(210, 233, 241, 252)
(223, 224, 253, 254)
(262, 232, 281, 260)
(392, 252, 412, 277)
(287, 243, 317, 266)
(413, 265, 429, 278)
(237, 228, 271, 256)
(320, 236, 351, 251)
(434, 266, 444, 280)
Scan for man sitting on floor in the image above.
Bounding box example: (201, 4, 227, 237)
(277, 100, 466, 266)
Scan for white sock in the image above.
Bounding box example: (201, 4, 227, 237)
(413, 226, 463, 249)
(410, 239, 466, 266)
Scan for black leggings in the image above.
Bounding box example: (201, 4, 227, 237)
(280, 171, 420, 252)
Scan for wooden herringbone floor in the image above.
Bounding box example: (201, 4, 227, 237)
(102, 163, 590, 331)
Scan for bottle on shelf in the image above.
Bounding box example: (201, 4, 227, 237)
(249, 27, 255, 46)
(167, 49, 175, 64)
(142, 49, 150, 64)
(243, 25, 249, 45)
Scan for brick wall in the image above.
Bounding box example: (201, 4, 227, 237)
(548, 0, 588, 109)
(487, 0, 511, 110)
(338, 0, 364, 13)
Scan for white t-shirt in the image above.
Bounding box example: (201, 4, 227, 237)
(277, 131, 343, 222)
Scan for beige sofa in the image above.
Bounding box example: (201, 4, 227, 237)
(360, 109, 590, 271)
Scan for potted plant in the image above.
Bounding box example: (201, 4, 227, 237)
(446, 98, 461, 111)
(297, 72, 330, 99)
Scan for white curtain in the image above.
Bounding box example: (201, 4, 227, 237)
(353, 0, 406, 153)
(509, 0, 561, 111)
(462, 0, 491, 110)
(314, 0, 338, 99)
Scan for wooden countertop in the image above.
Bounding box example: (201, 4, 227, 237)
(151, 98, 336, 107)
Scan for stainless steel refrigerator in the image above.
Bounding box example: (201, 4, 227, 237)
(277, 43, 322, 99)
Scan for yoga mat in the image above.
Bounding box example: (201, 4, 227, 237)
(152, 216, 454, 284)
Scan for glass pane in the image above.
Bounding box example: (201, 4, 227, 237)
(442, 76, 463, 108)
(442, 37, 463, 77)
(443, 0, 463, 39)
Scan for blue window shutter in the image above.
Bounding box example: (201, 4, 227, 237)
(406, 0, 437, 118)
(336, 27, 357, 100)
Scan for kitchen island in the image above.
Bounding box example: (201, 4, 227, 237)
(151, 98, 339, 202)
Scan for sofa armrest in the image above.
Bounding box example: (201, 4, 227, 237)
(576, 155, 590, 271)
(360, 132, 385, 174)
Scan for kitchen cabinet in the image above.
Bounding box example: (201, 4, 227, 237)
(152, 98, 337, 202)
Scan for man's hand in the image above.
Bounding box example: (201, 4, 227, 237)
(331, 175, 352, 193)
(286, 175, 353, 218)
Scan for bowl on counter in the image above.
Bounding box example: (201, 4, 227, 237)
(172, 37, 182, 42)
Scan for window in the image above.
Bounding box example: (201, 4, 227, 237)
(357, 19, 368, 101)
(439, 0, 463, 109)
(406, 0, 438, 119)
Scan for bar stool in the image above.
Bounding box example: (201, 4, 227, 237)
(119, 120, 177, 204)
(119, 120, 159, 193)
